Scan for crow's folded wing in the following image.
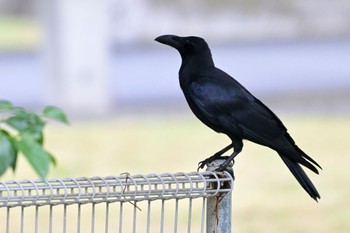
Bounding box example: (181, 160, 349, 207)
(188, 76, 288, 145)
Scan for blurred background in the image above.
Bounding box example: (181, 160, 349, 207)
(0, 0, 350, 232)
(1, 0, 350, 116)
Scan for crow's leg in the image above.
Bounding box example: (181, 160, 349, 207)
(216, 140, 243, 172)
(197, 143, 234, 170)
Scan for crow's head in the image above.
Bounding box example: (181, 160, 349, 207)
(155, 35, 210, 58)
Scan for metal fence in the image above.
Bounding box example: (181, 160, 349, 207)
(0, 170, 233, 233)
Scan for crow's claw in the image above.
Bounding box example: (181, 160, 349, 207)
(197, 159, 209, 171)
(197, 155, 231, 171)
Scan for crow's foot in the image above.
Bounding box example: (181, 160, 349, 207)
(197, 155, 226, 171)
(197, 158, 211, 171)
(197, 144, 234, 171)
(197, 155, 233, 171)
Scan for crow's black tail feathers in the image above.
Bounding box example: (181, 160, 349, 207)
(283, 133, 322, 172)
(280, 155, 320, 201)
(296, 146, 322, 171)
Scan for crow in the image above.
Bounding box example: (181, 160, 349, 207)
(155, 35, 321, 201)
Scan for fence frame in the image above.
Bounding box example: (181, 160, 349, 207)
(1, 166, 233, 233)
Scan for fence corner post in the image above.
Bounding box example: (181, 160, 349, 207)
(206, 159, 234, 233)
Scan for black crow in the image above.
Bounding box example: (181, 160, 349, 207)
(155, 35, 321, 201)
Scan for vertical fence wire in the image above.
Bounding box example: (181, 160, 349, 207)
(91, 203, 95, 233)
(146, 200, 151, 233)
(187, 198, 193, 233)
(132, 201, 137, 233)
(105, 202, 109, 233)
(77, 204, 81, 233)
(35, 206, 39, 233)
(21, 206, 24, 233)
(6, 207, 9, 233)
(49, 205, 53, 233)
(160, 199, 165, 233)
(119, 202, 123, 233)
(174, 199, 179, 233)
(63, 204, 67, 233)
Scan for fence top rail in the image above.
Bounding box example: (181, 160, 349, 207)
(0, 171, 233, 208)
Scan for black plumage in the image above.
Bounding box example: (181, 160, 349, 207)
(155, 35, 321, 201)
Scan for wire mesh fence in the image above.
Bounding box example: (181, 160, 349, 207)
(0, 171, 233, 233)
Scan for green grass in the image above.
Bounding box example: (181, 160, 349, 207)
(2, 115, 350, 232)
(0, 17, 39, 51)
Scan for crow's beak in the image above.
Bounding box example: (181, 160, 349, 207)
(155, 35, 182, 49)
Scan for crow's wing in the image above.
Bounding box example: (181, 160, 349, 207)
(187, 72, 287, 146)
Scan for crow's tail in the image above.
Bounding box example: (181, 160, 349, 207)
(280, 155, 320, 201)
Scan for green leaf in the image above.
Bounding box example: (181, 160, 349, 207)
(5, 115, 30, 131)
(20, 129, 44, 144)
(11, 107, 26, 115)
(43, 106, 69, 124)
(10, 152, 18, 171)
(0, 100, 13, 111)
(15, 134, 51, 179)
(0, 130, 17, 176)
(48, 152, 57, 166)
(5, 113, 45, 133)
(7, 136, 18, 171)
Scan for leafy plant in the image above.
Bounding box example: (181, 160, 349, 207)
(0, 100, 68, 179)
